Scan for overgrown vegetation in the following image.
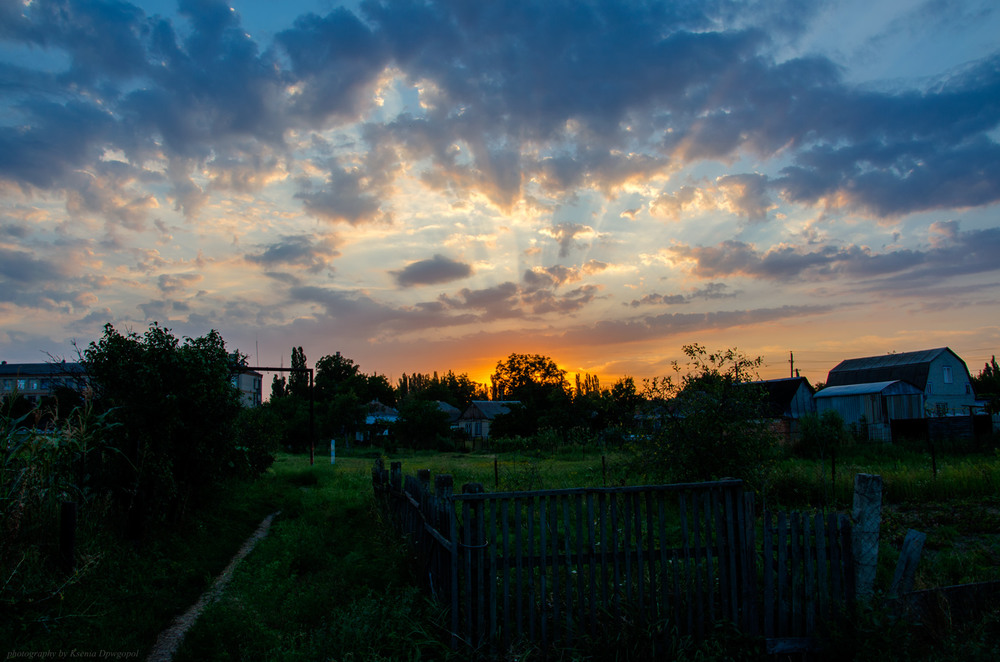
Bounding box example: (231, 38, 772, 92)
(5, 336, 1000, 659)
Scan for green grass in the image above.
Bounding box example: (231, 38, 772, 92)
(173, 453, 456, 661)
(6, 443, 1000, 660)
(2, 466, 286, 655)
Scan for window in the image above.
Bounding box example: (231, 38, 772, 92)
(943, 366, 953, 384)
(17, 379, 26, 390)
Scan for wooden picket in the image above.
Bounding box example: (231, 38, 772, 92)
(373, 459, 762, 651)
(373, 459, 855, 654)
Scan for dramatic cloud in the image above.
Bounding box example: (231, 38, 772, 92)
(1, 0, 998, 383)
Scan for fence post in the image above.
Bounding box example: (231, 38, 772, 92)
(889, 529, 926, 598)
(851, 473, 882, 603)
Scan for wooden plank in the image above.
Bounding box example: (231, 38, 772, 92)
(724, 487, 739, 624)
(803, 513, 815, 635)
(705, 490, 717, 624)
(763, 511, 774, 638)
(842, 514, 856, 605)
(550, 496, 561, 643)
(657, 492, 669, 630)
(599, 492, 609, 611)
(575, 493, 586, 635)
(502, 499, 511, 646)
(451, 479, 747, 501)
(477, 498, 486, 644)
(645, 490, 657, 625)
(527, 497, 536, 641)
(623, 489, 634, 606)
(564, 495, 575, 642)
(814, 512, 828, 622)
(679, 491, 693, 635)
(631, 491, 644, 621)
(776, 511, 788, 637)
(611, 492, 622, 618)
(449, 492, 459, 650)
(828, 513, 842, 606)
(463, 499, 473, 645)
(587, 492, 597, 632)
(741, 492, 757, 635)
(539, 496, 548, 648)
(889, 529, 926, 597)
(691, 491, 704, 637)
(790, 512, 800, 635)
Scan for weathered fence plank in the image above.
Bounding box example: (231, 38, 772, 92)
(374, 462, 856, 655)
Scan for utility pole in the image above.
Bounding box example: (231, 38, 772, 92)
(789, 351, 794, 379)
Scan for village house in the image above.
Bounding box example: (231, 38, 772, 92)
(458, 400, 520, 448)
(817, 347, 978, 442)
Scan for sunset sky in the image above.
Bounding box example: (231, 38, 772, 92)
(2, 0, 999, 390)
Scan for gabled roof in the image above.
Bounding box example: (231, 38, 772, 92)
(435, 400, 462, 423)
(749, 377, 814, 417)
(826, 347, 967, 390)
(460, 400, 520, 420)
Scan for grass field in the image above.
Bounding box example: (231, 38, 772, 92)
(5, 443, 1000, 660)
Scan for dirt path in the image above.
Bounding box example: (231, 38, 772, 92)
(146, 511, 281, 662)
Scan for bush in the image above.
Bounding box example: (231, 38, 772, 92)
(82, 323, 246, 534)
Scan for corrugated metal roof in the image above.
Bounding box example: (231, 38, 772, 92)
(825, 347, 961, 389)
(814, 380, 922, 398)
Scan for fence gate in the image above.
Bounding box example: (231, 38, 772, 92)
(373, 460, 857, 654)
(373, 460, 758, 652)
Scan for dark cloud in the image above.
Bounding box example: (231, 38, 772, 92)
(296, 165, 388, 225)
(667, 224, 1000, 283)
(564, 305, 833, 346)
(0, 247, 63, 283)
(276, 8, 390, 124)
(246, 235, 341, 272)
(0, 99, 115, 189)
(438, 283, 521, 320)
(392, 254, 473, 288)
(627, 282, 736, 307)
(157, 273, 202, 294)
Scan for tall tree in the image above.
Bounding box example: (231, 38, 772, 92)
(289, 346, 309, 397)
(971, 355, 1000, 413)
(490, 353, 567, 401)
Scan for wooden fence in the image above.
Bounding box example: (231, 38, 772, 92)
(372, 459, 855, 653)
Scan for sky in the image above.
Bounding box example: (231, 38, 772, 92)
(1, 0, 999, 390)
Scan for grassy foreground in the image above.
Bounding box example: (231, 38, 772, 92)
(5, 445, 1000, 660)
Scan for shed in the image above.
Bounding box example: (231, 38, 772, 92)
(814, 380, 923, 442)
(750, 377, 816, 444)
(458, 401, 520, 443)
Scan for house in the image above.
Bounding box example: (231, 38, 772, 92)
(458, 400, 520, 445)
(231, 368, 263, 407)
(2, 360, 263, 408)
(359, 400, 399, 442)
(821, 347, 977, 441)
(0, 361, 87, 404)
(750, 377, 816, 444)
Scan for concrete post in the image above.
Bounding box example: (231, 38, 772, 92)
(852, 473, 883, 602)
